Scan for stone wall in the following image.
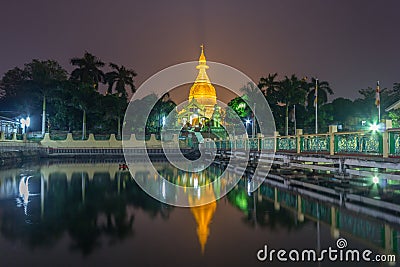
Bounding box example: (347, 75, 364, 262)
(39, 133, 182, 148)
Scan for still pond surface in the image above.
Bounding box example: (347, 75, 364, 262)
(0, 160, 398, 267)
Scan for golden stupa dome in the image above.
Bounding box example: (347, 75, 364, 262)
(188, 45, 217, 105)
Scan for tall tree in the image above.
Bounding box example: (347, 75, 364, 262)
(105, 63, 137, 99)
(70, 52, 105, 139)
(259, 73, 285, 133)
(0, 67, 32, 120)
(329, 97, 354, 130)
(70, 52, 105, 90)
(0, 61, 67, 135)
(70, 83, 102, 139)
(0, 67, 26, 99)
(277, 75, 308, 135)
(24, 60, 68, 135)
(101, 94, 127, 138)
(354, 86, 391, 123)
(306, 77, 333, 109)
(258, 73, 279, 97)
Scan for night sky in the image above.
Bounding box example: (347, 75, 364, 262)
(0, 0, 399, 101)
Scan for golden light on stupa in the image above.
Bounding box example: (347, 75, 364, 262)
(177, 45, 222, 127)
(188, 45, 217, 116)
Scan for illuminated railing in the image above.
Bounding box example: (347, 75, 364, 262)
(260, 137, 275, 151)
(235, 138, 245, 149)
(301, 134, 330, 153)
(2, 125, 398, 158)
(247, 138, 259, 150)
(276, 136, 297, 152)
(334, 132, 383, 156)
(388, 128, 400, 157)
(203, 125, 396, 158)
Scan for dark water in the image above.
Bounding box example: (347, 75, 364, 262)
(0, 161, 398, 267)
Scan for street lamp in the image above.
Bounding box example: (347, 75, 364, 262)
(245, 118, 252, 137)
(369, 123, 379, 132)
(369, 122, 384, 132)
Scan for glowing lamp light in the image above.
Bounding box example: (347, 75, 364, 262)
(20, 116, 31, 128)
(245, 119, 251, 125)
(369, 123, 379, 131)
(372, 176, 379, 184)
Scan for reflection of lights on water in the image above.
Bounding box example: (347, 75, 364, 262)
(197, 187, 201, 199)
(372, 176, 379, 184)
(247, 180, 251, 196)
(162, 179, 166, 199)
(18, 176, 31, 215)
(194, 178, 198, 188)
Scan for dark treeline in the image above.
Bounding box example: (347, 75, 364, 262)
(0, 52, 177, 139)
(229, 73, 400, 135)
(0, 52, 138, 138)
(1, 54, 399, 137)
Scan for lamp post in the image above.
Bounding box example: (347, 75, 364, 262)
(252, 103, 256, 138)
(293, 104, 297, 135)
(315, 78, 318, 134)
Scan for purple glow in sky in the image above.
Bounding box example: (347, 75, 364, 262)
(0, 0, 399, 100)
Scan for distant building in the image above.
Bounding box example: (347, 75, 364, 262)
(385, 99, 400, 112)
(0, 115, 20, 135)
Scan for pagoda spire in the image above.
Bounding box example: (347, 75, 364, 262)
(195, 44, 210, 83)
(199, 44, 206, 63)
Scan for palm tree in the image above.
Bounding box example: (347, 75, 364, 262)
(258, 73, 279, 97)
(306, 77, 333, 109)
(70, 52, 105, 89)
(259, 73, 284, 132)
(278, 75, 308, 135)
(70, 52, 105, 139)
(105, 63, 137, 99)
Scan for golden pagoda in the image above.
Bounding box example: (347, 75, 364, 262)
(177, 45, 222, 128)
(189, 45, 217, 112)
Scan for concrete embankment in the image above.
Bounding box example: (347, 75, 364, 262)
(0, 150, 43, 167)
